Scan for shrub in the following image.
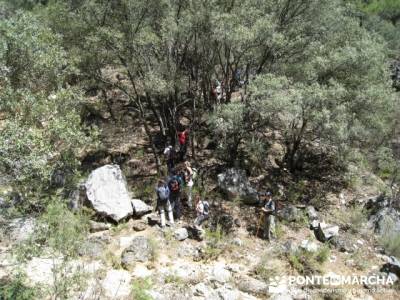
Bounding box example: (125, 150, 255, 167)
(131, 278, 153, 300)
(203, 225, 229, 261)
(15, 200, 89, 299)
(379, 218, 400, 258)
(0, 272, 39, 300)
(287, 246, 330, 275)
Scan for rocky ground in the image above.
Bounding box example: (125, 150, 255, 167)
(1, 100, 400, 300)
(1, 165, 400, 300)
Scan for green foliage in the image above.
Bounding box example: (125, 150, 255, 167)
(15, 200, 89, 299)
(0, 12, 95, 211)
(0, 272, 39, 300)
(131, 278, 153, 300)
(379, 218, 400, 258)
(287, 246, 330, 275)
(203, 224, 229, 261)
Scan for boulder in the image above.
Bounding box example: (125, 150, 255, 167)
(101, 269, 131, 299)
(306, 206, 318, 220)
(236, 274, 269, 295)
(131, 199, 152, 217)
(121, 236, 153, 270)
(217, 169, 259, 204)
(329, 236, 354, 253)
(369, 207, 400, 235)
(279, 205, 302, 222)
(211, 263, 231, 283)
(174, 228, 189, 241)
(314, 222, 339, 242)
(310, 220, 320, 230)
(381, 256, 400, 277)
(78, 237, 107, 258)
(192, 282, 219, 299)
(300, 240, 319, 253)
(89, 220, 111, 232)
(283, 240, 298, 254)
(85, 165, 133, 222)
(6, 218, 36, 243)
(68, 182, 86, 211)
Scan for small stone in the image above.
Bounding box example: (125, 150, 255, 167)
(232, 238, 243, 246)
(131, 199, 152, 217)
(300, 240, 319, 253)
(174, 228, 189, 241)
(132, 221, 147, 232)
(89, 221, 111, 232)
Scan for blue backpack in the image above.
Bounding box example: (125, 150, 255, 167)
(156, 185, 170, 202)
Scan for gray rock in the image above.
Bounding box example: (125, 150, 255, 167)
(283, 240, 298, 254)
(300, 240, 319, 253)
(6, 218, 36, 243)
(192, 282, 219, 299)
(147, 214, 160, 226)
(232, 238, 243, 246)
(306, 206, 318, 220)
(314, 222, 339, 242)
(369, 207, 400, 235)
(78, 237, 107, 258)
(174, 228, 189, 241)
(217, 169, 259, 204)
(121, 236, 153, 270)
(131, 199, 152, 217)
(279, 205, 302, 222)
(101, 269, 131, 299)
(68, 182, 86, 211)
(236, 274, 269, 295)
(85, 165, 133, 222)
(211, 264, 231, 283)
(381, 256, 400, 277)
(89, 220, 111, 232)
(132, 221, 147, 231)
(310, 219, 320, 230)
(329, 236, 354, 253)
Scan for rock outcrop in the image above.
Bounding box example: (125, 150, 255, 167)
(85, 164, 133, 222)
(121, 236, 153, 270)
(217, 169, 259, 204)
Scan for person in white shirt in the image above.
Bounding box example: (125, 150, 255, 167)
(194, 195, 209, 227)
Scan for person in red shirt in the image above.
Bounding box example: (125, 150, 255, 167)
(177, 128, 189, 161)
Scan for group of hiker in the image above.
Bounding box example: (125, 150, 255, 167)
(155, 126, 276, 241)
(156, 127, 210, 230)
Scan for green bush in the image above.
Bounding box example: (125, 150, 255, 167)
(131, 278, 153, 300)
(0, 273, 39, 300)
(379, 219, 400, 258)
(287, 246, 330, 275)
(15, 200, 89, 299)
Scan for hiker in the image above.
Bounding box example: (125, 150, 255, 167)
(183, 161, 195, 208)
(177, 127, 189, 162)
(194, 195, 209, 228)
(260, 191, 276, 241)
(163, 145, 176, 174)
(155, 180, 174, 228)
(168, 172, 183, 220)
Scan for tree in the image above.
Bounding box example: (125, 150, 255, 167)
(0, 12, 93, 211)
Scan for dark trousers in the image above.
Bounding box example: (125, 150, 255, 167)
(167, 159, 174, 174)
(179, 143, 187, 161)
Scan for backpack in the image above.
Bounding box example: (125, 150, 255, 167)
(156, 185, 170, 202)
(169, 178, 180, 193)
(203, 201, 210, 215)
